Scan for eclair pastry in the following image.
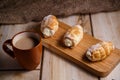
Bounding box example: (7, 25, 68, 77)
(86, 41, 115, 61)
(41, 15, 59, 38)
(63, 25, 83, 48)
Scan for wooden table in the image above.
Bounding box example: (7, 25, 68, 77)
(0, 11, 120, 80)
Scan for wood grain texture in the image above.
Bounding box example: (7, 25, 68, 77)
(0, 11, 120, 80)
(0, 22, 41, 70)
(91, 11, 120, 79)
(41, 21, 120, 77)
(41, 15, 98, 80)
(0, 70, 40, 80)
(77, 15, 92, 35)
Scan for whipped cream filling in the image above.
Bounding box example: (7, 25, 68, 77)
(86, 51, 92, 60)
(64, 38, 72, 47)
(43, 28, 54, 37)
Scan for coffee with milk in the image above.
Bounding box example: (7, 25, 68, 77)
(14, 36, 39, 50)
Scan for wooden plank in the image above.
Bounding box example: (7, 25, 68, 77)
(41, 15, 98, 80)
(77, 15, 92, 35)
(91, 11, 120, 79)
(0, 22, 41, 70)
(0, 70, 40, 80)
(59, 15, 79, 26)
(59, 15, 92, 35)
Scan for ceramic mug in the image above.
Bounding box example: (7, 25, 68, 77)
(3, 31, 42, 70)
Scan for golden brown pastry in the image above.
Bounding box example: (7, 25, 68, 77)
(63, 25, 83, 48)
(41, 15, 59, 38)
(86, 41, 115, 61)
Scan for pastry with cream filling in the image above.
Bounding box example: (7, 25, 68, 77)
(63, 25, 83, 48)
(86, 41, 115, 61)
(41, 15, 59, 38)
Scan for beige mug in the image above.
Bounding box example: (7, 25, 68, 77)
(3, 31, 42, 70)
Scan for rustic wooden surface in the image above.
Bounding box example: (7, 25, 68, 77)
(41, 21, 120, 77)
(0, 11, 120, 80)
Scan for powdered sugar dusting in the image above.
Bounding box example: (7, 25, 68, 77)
(89, 43, 101, 52)
(44, 15, 52, 21)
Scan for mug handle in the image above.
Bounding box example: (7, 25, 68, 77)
(2, 39, 15, 58)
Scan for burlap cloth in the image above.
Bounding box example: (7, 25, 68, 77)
(0, 0, 120, 24)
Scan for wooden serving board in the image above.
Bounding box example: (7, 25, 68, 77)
(41, 21, 120, 77)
